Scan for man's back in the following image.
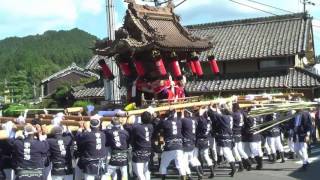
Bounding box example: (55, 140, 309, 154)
(11, 138, 49, 169)
(76, 129, 106, 159)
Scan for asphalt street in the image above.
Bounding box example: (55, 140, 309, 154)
(151, 144, 320, 180)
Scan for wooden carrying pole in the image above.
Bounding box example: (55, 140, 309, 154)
(126, 97, 235, 116)
(39, 114, 113, 121)
(38, 97, 235, 118)
(252, 115, 295, 135)
(0, 120, 113, 139)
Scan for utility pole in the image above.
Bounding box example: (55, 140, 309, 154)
(106, 0, 120, 102)
(33, 82, 36, 100)
(302, 0, 315, 14)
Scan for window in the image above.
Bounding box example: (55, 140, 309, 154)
(260, 59, 290, 70)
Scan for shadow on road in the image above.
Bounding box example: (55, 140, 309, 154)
(288, 143, 320, 180)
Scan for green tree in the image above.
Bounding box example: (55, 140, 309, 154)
(7, 71, 32, 103)
(0, 28, 98, 100)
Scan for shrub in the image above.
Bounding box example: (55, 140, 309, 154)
(3, 104, 27, 117)
(72, 100, 93, 108)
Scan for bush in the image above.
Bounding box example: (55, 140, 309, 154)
(72, 100, 93, 109)
(34, 99, 59, 109)
(54, 85, 70, 99)
(3, 104, 28, 117)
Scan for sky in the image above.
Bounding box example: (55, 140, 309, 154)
(1, 0, 320, 54)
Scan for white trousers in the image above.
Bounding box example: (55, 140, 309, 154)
(220, 146, 235, 163)
(243, 142, 252, 158)
(267, 136, 284, 154)
(106, 165, 127, 180)
(132, 162, 150, 180)
(294, 142, 309, 164)
(3, 169, 14, 180)
(160, 150, 185, 175)
(84, 173, 108, 180)
(217, 146, 224, 156)
(210, 138, 218, 161)
(195, 148, 213, 166)
(183, 149, 201, 174)
(249, 141, 263, 157)
(264, 140, 271, 155)
(288, 137, 295, 152)
(52, 175, 73, 180)
(232, 141, 248, 161)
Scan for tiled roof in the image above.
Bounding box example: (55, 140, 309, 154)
(186, 13, 311, 61)
(72, 87, 105, 99)
(41, 63, 99, 83)
(72, 85, 127, 99)
(185, 68, 320, 93)
(85, 55, 111, 71)
(94, 2, 212, 56)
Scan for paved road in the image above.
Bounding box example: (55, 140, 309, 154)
(151, 144, 320, 180)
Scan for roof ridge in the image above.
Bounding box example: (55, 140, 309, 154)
(294, 67, 320, 80)
(41, 63, 99, 83)
(186, 13, 306, 29)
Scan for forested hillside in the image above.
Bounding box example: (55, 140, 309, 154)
(0, 28, 97, 83)
(0, 28, 97, 101)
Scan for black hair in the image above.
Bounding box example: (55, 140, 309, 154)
(166, 109, 176, 119)
(264, 114, 274, 122)
(221, 107, 232, 115)
(141, 111, 152, 124)
(31, 118, 42, 126)
(232, 103, 240, 112)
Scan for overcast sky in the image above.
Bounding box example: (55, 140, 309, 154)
(1, 0, 320, 54)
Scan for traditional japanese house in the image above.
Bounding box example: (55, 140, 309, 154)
(185, 13, 320, 99)
(72, 55, 127, 104)
(41, 63, 99, 98)
(83, 5, 320, 101)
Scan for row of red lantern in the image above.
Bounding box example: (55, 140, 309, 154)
(186, 54, 220, 76)
(98, 53, 220, 80)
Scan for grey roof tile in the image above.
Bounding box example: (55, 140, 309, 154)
(41, 63, 99, 83)
(186, 13, 311, 61)
(186, 68, 320, 93)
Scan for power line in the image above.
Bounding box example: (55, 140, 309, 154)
(229, 0, 278, 16)
(229, 0, 320, 29)
(245, 0, 295, 14)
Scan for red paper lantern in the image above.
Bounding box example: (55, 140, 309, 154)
(152, 50, 167, 77)
(171, 60, 182, 78)
(119, 62, 132, 76)
(192, 59, 204, 77)
(133, 59, 146, 77)
(98, 59, 114, 80)
(169, 52, 182, 78)
(208, 55, 220, 74)
(155, 58, 167, 76)
(187, 60, 197, 74)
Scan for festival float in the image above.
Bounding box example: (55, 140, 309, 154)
(93, 1, 213, 105)
(0, 1, 319, 138)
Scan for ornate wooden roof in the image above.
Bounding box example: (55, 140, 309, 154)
(94, 2, 212, 56)
(187, 13, 312, 61)
(185, 67, 320, 93)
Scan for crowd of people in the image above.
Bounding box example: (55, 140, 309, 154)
(0, 102, 316, 180)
